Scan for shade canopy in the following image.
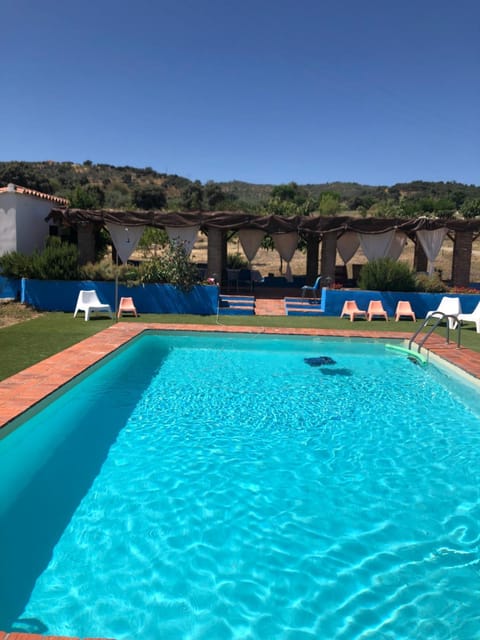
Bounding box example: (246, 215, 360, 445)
(48, 209, 480, 236)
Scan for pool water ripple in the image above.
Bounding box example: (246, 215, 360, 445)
(2, 334, 480, 638)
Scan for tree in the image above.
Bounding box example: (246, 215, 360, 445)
(180, 181, 204, 210)
(69, 185, 103, 209)
(138, 226, 168, 257)
(133, 185, 166, 210)
(460, 198, 480, 218)
(401, 197, 436, 216)
(369, 199, 404, 218)
(264, 182, 316, 216)
(318, 191, 341, 216)
(104, 181, 132, 209)
(204, 181, 225, 210)
(349, 195, 375, 211)
(263, 197, 301, 216)
(270, 181, 309, 205)
(0, 161, 53, 193)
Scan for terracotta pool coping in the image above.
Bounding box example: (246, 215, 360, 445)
(1, 322, 479, 432)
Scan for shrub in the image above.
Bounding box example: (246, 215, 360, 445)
(358, 258, 416, 291)
(139, 241, 200, 291)
(0, 251, 36, 279)
(0, 238, 80, 280)
(35, 237, 80, 280)
(80, 259, 117, 281)
(227, 253, 248, 269)
(415, 273, 448, 293)
(80, 259, 140, 285)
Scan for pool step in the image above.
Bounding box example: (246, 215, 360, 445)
(218, 295, 256, 315)
(284, 297, 324, 316)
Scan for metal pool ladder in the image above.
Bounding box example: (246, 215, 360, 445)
(408, 313, 462, 356)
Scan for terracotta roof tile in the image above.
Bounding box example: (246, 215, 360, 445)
(0, 183, 68, 205)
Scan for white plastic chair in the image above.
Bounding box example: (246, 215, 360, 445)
(425, 296, 461, 330)
(458, 301, 480, 333)
(73, 290, 113, 321)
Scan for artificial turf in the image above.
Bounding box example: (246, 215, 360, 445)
(0, 311, 478, 382)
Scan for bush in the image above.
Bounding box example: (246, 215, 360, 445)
(80, 259, 140, 285)
(79, 259, 117, 281)
(415, 273, 448, 293)
(0, 238, 80, 280)
(139, 241, 200, 291)
(227, 253, 248, 269)
(35, 238, 80, 280)
(0, 251, 36, 279)
(358, 258, 416, 291)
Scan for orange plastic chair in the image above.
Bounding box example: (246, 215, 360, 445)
(394, 300, 416, 322)
(367, 300, 389, 321)
(340, 300, 367, 322)
(117, 296, 138, 318)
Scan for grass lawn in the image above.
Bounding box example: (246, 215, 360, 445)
(0, 310, 478, 382)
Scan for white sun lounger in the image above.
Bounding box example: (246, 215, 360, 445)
(458, 301, 480, 333)
(73, 290, 113, 321)
(425, 296, 461, 330)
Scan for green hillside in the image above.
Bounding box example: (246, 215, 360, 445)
(0, 160, 479, 215)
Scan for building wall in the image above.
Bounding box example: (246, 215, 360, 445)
(0, 192, 17, 255)
(14, 195, 54, 254)
(0, 191, 54, 257)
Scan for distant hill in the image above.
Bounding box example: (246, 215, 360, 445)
(0, 160, 479, 211)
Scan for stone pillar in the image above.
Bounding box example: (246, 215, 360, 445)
(207, 228, 226, 282)
(77, 223, 96, 265)
(452, 230, 473, 287)
(320, 232, 337, 280)
(305, 235, 320, 284)
(413, 238, 428, 273)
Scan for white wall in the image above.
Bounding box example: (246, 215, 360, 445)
(0, 191, 54, 256)
(15, 195, 54, 254)
(0, 192, 17, 256)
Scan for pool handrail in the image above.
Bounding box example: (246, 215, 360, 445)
(409, 312, 462, 354)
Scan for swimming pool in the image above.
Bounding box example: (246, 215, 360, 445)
(1, 331, 480, 639)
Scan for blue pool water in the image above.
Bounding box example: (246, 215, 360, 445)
(1, 332, 480, 639)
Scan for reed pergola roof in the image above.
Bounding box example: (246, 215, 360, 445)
(48, 209, 480, 237)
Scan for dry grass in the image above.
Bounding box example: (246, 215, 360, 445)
(190, 232, 480, 282)
(0, 301, 42, 328)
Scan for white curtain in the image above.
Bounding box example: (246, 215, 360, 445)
(358, 230, 396, 261)
(272, 232, 298, 282)
(416, 228, 447, 275)
(238, 229, 266, 264)
(386, 231, 407, 261)
(106, 223, 145, 264)
(165, 225, 199, 256)
(337, 231, 360, 263)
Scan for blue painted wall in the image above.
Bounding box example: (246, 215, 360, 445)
(321, 288, 480, 317)
(0, 276, 21, 300)
(20, 279, 219, 315)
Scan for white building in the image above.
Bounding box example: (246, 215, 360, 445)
(0, 183, 68, 257)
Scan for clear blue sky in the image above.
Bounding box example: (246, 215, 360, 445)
(3, 0, 479, 186)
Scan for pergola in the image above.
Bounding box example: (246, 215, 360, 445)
(48, 208, 480, 287)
